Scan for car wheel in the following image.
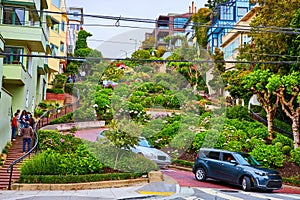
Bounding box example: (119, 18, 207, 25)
(195, 167, 207, 181)
(242, 176, 251, 191)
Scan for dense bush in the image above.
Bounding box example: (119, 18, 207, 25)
(49, 113, 73, 125)
(272, 134, 294, 148)
(290, 147, 300, 166)
(85, 141, 158, 173)
(282, 145, 291, 156)
(19, 172, 143, 184)
(226, 105, 252, 121)
(23, 130, 104, 176)
(250, 144, 285, 168)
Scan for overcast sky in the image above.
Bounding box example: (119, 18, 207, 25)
(66, 0, 206, 57)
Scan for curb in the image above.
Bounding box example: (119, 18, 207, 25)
(12, 178, 149, 191)
(169, 165, 192, 172)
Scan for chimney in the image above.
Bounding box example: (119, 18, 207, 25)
(194, 6, 197, 13)
(192, 1, 195, 13)
(189, 6, 191, 13)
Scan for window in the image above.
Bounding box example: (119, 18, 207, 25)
(3, 7, 25, 25)
(61, 21, 65, 32)
(52, 0, 60, 8)
(243, 35, 251, 44)
(220, 6, 234, 20)
(238, 7, 248, 17)
(222, 153, 235, 162)
(224, 38, 240, 59)
(60, 42, 65, 53)
(207, 151, 220, 160)
(50, 43, 58, 56)
(4, 47, 24, 64)
(51, 18, 60, 32)
(174, 17, 188, 29)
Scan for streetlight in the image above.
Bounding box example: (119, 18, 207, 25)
(129, 38, 137, 51)
(120, 50, 128, 58)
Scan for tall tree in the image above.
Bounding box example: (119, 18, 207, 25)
(242, 0, 300, 73)
(141, 36, 155, 50)
(243, 69, 280, 140)
(267, 72, 300, 148)
(192, 7, 211, 49)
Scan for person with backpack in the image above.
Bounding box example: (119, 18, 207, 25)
(21, 121, 34, 153)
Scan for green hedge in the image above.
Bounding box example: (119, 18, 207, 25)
(19, 172, 143, 184)
(172, 159, 194, 167)
(49, 113, 74, 125)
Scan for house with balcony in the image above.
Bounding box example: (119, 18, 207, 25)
(207, 0, 254, 54)
(0, 0, 49, 152)
(0, 33, 12, 153)
(46, 0, 68, 86)
(153, 2, 196, 50)
(221, 5, 258, 71)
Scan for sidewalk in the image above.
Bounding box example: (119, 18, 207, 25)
(0, 174, 182, 200)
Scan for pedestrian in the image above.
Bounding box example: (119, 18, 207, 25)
(16, 109, 21, 136)
(21, 121, 34, 153)
(27, 112, 35, 128)
(67, 74, 72, 83)
(19, 110, 27, 130)
(11, 113, 19, 141)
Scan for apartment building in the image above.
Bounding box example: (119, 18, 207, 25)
(207, 0, 254, 54)
(221, 6, 258, 71)
(153, 2, 197, 50)
(0, 0, 49, 151)
(46, 0, 68, 85)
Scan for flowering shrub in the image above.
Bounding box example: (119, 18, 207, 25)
(250, 144, 285, 168)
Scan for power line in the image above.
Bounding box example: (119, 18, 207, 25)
(1, 52, 300, 64)
(4, 7, 299, 35)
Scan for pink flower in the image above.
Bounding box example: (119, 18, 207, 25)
(60, 138, 65, 143)
(49, 139, 53, 144)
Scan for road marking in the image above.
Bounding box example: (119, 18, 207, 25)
(276, 193, 300, 199)
(240, 191, 283, 200)
(197, 188, 243, 200)
(185, 197, 204, 200)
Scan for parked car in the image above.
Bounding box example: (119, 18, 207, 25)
(130, 137, 171, 168)
(97, 131, 171, 168)
(192, 148, 282, 192)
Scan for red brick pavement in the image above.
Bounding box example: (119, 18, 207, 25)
(162, 168, 300, 194)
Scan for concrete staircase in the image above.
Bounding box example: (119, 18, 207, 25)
(0, 136, 24, 190)
(0, 93, 78, 190)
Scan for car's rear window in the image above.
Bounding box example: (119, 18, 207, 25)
(199, 150, 220, 160)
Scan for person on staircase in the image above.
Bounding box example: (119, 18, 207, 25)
(11, 113, 19, 141)
(21, 121, 34, 153)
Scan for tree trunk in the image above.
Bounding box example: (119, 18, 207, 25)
(266, 111, 274, 140)
(292, 114, 300, 149)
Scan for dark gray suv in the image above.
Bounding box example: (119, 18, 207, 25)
(192, 148, 282, 192)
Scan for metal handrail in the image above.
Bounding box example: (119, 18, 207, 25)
(6, 88, 80, 190)
(249, 110, 293, 138)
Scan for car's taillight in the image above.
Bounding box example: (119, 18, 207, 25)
(195, 153, 199, 159)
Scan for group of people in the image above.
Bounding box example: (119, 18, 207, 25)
(11, 109, 35, 153)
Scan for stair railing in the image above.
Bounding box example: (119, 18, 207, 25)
(6, 88, 80, 190)
(249, 110, 293, 138)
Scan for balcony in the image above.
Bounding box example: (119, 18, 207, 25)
(0, 24, 48, 52)
(2, 63, 29, 85)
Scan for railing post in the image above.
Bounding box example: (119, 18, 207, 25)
(8, 166, 13, 190)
